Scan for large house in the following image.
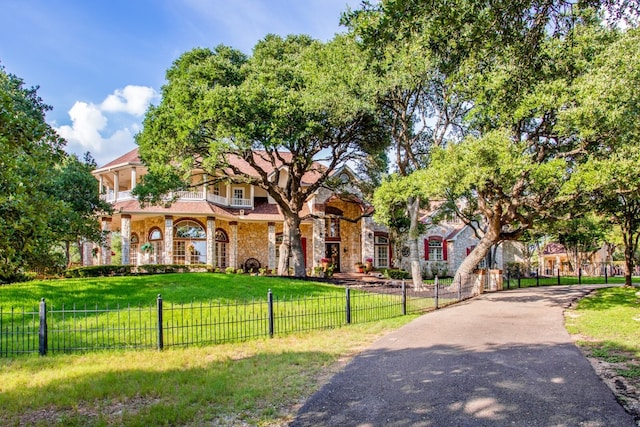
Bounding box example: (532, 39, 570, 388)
(91, 148, 521, 276)
(90, 148, 390, 274)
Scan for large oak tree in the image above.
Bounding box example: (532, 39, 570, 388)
(135, 35, 387, 277)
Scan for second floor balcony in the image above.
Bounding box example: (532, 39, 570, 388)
(101, 189, 254, 209)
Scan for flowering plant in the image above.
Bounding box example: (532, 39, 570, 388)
(365, 258, 373, 263)
(320, 258, 330, 263)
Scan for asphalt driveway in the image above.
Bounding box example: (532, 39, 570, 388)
(290, 285, 636, 426)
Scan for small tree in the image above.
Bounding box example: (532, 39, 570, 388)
(49, 153, 113, 266)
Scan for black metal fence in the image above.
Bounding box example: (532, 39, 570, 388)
(0, 276, 479, 357)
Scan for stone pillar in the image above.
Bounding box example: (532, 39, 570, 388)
(361, 217, 375, 266)
(230, 221, 238, 269)
(164, 216, 173, 265)
(121, 215, 131, 265)
(268, 222, 276, 270)
(101, 217, 112, 265)
(83, 241, 93, 266)
(206, 216, 216, 267)
(312, 217, 325, 268)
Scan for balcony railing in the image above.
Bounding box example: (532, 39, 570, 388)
(231, 198, 252, 207)
(101, 190, 254, 209)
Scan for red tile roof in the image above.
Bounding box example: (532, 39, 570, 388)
(98, 147, 325, 186)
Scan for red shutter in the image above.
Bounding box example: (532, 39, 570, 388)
(424, 239, 429, 260)
(443, 240, 448, 261)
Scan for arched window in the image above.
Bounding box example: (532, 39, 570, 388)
(215, 228, 228, 268)
(147, 228, 163, 265)
(130, 233, 139, 266)
(173, 220, 207, 264)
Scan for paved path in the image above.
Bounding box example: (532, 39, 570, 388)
(291, 285, 636, 426)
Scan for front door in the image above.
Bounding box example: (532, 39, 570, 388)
(325, 243, 340, 272)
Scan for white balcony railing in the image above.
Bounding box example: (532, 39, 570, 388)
(101, 188, 254, 208)
(231, 198, 252, 207)
(206, 193, 227, 205)
(175, 190, 202, 200)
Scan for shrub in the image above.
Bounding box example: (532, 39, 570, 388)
(383, 269, 411, 280)
(225, 267, 236, 274)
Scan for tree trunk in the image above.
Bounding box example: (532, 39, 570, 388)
(278, 214, 306, 278)
(64, 241, 71, 267)
(453, 218, 500, 286)
(407, 196, 422, 290)
(277, 221, 290, 276)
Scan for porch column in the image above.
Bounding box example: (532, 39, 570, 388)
(229, 221, 238, 269)
(312, 217, 325, 268)
(101, 217, 112, 265)
(206, 216, 216, 267)
(361, 217, 375, 266)
(130, 168, 137, 191)
(98, 176, 104, 195)
(250, 185, 254, 209)
(226, 184, 231, 205)
(268, 222, 276, 271)
(121, 215, 131, 265)
(203, 174, 208, 199)
(113, 171, 119, 202)
(164, 216, 174, 265)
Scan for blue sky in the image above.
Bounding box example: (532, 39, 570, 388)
(0, 0, 362, 165)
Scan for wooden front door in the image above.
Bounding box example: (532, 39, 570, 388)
(325, 243, 340, 272)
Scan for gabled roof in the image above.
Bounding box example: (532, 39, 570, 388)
(96, 148, 326, 186)
(543, 243, 566, 255)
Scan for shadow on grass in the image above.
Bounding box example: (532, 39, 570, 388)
(0, 346, 335, 427)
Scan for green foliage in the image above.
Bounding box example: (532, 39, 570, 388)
(136, 35, 387, 277)
(560, 28, 640, 285)
(383, 269, 411, 280)
(49, 153, 113, 266)
(0, 66, 67, 282)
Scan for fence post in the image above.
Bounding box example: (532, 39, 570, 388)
(267, 289, 274, 338)
(557, 269, 561, 286)
(536, 273, 539, 287)
(604, 266, 608, 284)
(506, 271, 510, 289)
(345, 288, 351, 324)
(434, 276, 439, 309)
(157, 294, 163, 351)
(38, 298, 47, 356)
(517, 270, 521, 288)
(401, 280, 407, 316)
(579, 268, 582, 285)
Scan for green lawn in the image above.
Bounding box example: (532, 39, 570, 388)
(0, 273, 342, 310)
(565, 286, 640, 381)
(0, 274, 423, 354)
(0, 316, 417, 426)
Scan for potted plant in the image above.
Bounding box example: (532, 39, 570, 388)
(141, 242, 153, 253)
(321, 257, 330, 270)
(365, 258, 373, 271)
(355, 262, 365, 273)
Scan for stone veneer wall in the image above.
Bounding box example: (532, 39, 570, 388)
(236, 222, 270, 270)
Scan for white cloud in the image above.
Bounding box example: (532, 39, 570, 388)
(56, 85, 158, 165)
(101, 85, 158, 116)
